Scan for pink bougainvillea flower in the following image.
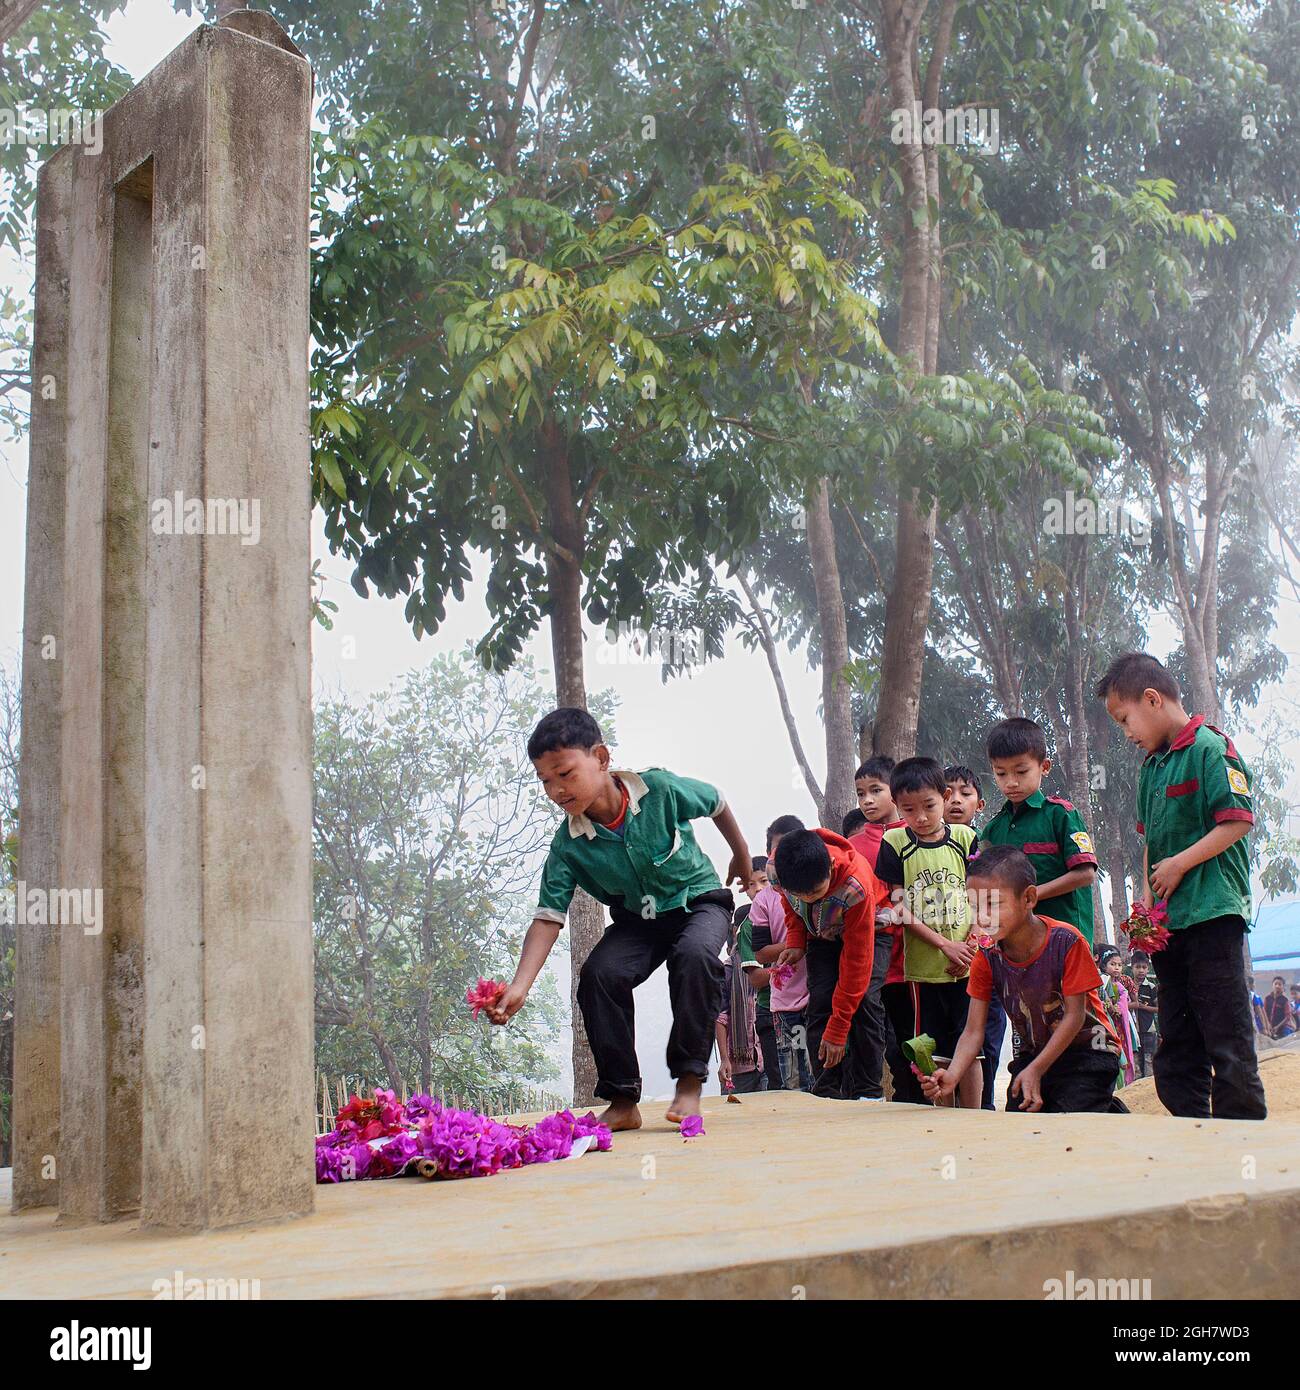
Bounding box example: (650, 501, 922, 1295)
(316, 1095, 609, 1184)
(467, 977, 507, 1019)
(371, 1131, 420, 1178)
(770, 963, 795, 990)
(403, 1094, 439, 1123)
(572, 1111, 613, 1152)
(680, 1115, 705, 1140)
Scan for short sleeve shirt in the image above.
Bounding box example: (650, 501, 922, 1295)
(1135, 977, 1159, 1034)
(980, 790, 1098, 943)
(968, 915, 1120, 1062)
(535, 768, 724, 923)
(1136, 717, 1253, 930)
(875, 823, 976, 983)
(737, 912, 770, 1010)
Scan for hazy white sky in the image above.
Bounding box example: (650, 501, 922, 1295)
(3, 0, 1299, 1100)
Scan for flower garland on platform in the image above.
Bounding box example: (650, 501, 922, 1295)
(316, 1090, 612, 1184)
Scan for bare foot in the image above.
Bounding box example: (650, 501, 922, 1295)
(598, 1098, 642, 1132)
(665, 1075, 702, 1124)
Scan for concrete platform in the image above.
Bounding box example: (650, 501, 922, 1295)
(3, 1092, 1299, 1299)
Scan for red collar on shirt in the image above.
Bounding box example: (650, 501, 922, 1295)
(1168, 714, 1205, 751)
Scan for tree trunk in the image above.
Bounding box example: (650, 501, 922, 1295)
(873, 0, 950, 760)
(0, 0, 47, 48)
(1062, 520, 1102, 939)
(807, 479, 857, 830)
(1103, 831, 1129, 950)
(417, 863, 435, 1096)
(542, 421, 603, 1108)
(738, 568, 823, 814)
(875, 497, 936, 760)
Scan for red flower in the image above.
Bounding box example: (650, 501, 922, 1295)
(466, 977, 507, 1019)
(1119, 902, 1172, 954)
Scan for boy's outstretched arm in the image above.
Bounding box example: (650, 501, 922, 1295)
(922, 998, 988, 1102)
(486, 917, 562, 1024)
(712, 804, 755, 895)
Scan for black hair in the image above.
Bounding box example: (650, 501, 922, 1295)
(772, 830, 832, 894)
(527, 707, 604, 760)
(841, 808, 868, 837)
(966, 844, 1036, 895)
(889, 756, 948, 799)
(855, 755, 896, 783)
(944, 764, 982, 797)
(1275, 976, 1287, 986)
(987, 717, 1048, 763)
(1095, 651, 1182, 703)
(752, 855, 768, 872)
(765, 813, 805, 852)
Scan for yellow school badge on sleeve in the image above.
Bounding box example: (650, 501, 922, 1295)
(1227, 766, 1250, 796)
(1071, 831, 1094, 854)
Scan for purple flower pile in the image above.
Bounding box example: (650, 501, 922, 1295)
(316, 1091, 612, 1184)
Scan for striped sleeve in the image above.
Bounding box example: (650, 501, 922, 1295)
(1058, 803, 1099, 869)
(1202, 734, 1253, 826)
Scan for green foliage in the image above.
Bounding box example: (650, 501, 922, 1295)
(0, 2, 131, 250)
(312, 649, 581, 1096)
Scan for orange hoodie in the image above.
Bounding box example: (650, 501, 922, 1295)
(780, 828, 881, 1048)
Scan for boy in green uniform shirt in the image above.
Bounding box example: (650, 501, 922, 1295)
(1097, 652, 1266, 1120)
(488, 708, 754, 1130)
(980, 717, 1100, 943)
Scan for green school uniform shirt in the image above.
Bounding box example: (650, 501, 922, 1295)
(979, 789, 1099, 944)
(1137, 716, 1253, 931)
(735, 910, 771, 1009)
(875, 823, 977, 984)
(534, 768, 725, 924)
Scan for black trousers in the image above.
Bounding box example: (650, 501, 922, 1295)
(1151, 915, 1267, 1120)
(576, 889, 732, 1102)
(755, 1005, 783, 1090)
(851, 927, 894, 1099)
(804, 934, 879, 1099)
(980, 989, 1008, 1111)
(882, 980, 926, 1104)
(1007, 1047, 1129, 1114)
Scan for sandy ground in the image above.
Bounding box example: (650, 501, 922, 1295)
(1121, 1047, 1300, 1117)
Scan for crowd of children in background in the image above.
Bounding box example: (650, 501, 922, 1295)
(490, 651, 1269, 1126)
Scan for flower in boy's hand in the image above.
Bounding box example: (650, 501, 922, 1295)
(466, 977, 507, 1019)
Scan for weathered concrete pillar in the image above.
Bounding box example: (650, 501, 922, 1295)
(11, 147, 70, 1214)
(14, 12, 314, 1231)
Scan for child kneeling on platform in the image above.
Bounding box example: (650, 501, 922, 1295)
(921, 846, 1128, 1114)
